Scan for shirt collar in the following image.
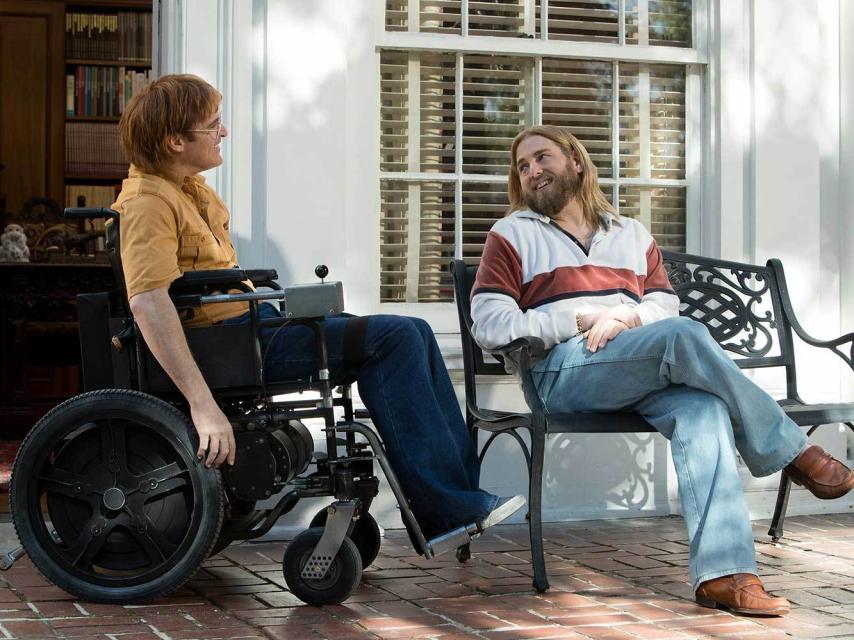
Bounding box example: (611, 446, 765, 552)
(513, 208, 622, 230)
(128, 164, 207, 188)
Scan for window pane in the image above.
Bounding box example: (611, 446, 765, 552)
(380, 180, 409, 301)
(421, 0, 462, 35)
(537, 0, 619, 43)
(619, 185, 686, 251)
(419, 181, 457, 300)
(381, 52, 458, 174)
(626, 0, 692, 47)
(469, 0, 525, 37)
(462, 182, 510, 263)
(421, 54, 458, 173)
(380, 180, 456, 302)
(386, 0, 408, 31)
(618, 63, 640, 178)
(380, 51, 409, 173)
(650, 64, 685, 180)
(618, 63, 685, 180)
(463, 55, 530, 175)
(541, 58, 613, 176)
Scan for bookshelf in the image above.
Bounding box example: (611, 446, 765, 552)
(63, 0, 152, 211)
(0, 1, 150, 436)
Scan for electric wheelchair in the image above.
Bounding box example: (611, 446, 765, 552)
(8, 208, 474, 606)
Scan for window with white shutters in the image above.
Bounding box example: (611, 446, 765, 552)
(380, 0, 701, 303)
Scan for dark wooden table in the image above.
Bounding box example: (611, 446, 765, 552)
(0, 262, 114, 436)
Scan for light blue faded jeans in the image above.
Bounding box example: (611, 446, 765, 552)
(531, 316, 807, 590)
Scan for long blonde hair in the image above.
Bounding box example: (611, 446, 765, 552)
(507, 125, 616, 230)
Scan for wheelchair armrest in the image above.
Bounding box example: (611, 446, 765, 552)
(170, 269, 281, 293)
(169, 269, 254, 293)
(244, 269, 280, 289)
(64, 207, 119, 221)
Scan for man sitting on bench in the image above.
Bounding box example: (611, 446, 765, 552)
(111, 73, 524, 548)
(470, 125, 854, 616)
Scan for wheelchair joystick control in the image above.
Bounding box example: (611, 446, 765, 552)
(284, 265, 343, 318)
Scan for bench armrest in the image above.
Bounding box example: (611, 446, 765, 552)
(768, 258, 854, 371)
(487, 336, 547, 359)
(486, 336, 547, 370)
(487, 336, 549, 430)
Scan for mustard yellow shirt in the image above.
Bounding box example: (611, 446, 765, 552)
(112, 165, 249, 327)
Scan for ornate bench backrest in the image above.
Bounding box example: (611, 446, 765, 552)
(662, 251, 794, 371)
(452, 253, 799, 417)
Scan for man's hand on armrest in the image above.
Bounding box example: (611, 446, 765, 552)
(129, 288, 236, 468)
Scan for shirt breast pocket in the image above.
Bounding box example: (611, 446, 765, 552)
(178, 233, 215, 268)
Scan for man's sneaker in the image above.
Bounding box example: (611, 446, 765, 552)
(477, 495, 526, 533)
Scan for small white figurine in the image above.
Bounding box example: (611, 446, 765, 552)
(0, 224, 31, 262)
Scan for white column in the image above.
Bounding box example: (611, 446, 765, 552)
(708, 0, 753, 261)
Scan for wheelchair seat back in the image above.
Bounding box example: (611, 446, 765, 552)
(77, 211, 268, 396)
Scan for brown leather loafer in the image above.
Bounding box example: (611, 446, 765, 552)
(785, 444, 854, 500)
(696, 573, 789, 616)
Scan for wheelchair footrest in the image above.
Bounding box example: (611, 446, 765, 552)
(425, 523, 480, 558)
(0, 546, 26, 571)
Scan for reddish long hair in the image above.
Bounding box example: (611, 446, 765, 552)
(119, 74, 221, 173)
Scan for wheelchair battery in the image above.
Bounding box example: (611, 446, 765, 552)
(284, 281, 344, 318)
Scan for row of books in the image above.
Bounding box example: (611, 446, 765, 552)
(65, 123, 128, 178)
(66, 67, 152, 117)
(65, 11, 152, 63)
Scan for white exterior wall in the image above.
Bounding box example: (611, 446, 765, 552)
(162, 0, 854, 532)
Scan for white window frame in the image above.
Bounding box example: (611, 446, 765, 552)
(375, 0, 709, 332)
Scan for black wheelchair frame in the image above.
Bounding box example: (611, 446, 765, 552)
(7, 207, 474, 606)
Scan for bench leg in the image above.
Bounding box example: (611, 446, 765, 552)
(529, 429, 549, 593)
(768, 471, 792, 542)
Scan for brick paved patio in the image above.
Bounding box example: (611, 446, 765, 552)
(3, 513, 854, 639)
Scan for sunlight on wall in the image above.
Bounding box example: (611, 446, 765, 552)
(263, 1, 365, 131)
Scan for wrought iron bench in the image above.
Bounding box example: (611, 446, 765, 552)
(451, 251, 854, 593)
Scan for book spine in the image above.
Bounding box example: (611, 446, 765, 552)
(66, 74, 74, 116)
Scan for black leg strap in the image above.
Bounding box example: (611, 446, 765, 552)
(341, 315, 370, 382)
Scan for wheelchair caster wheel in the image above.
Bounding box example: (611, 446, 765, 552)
(283, 527, 362, 605)
(309, 509, 382, 568)
(456, 543, 471, 563)
(10, 390, 224, 603)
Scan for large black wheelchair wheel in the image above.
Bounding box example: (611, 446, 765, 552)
(309, 508, 382, 568)
(283, 527, 362, 605)
(10, 389, 224, 603)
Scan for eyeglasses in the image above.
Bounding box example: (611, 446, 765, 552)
(187, 117, 224, 138)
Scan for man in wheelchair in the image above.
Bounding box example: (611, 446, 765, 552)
(112, 75, 520, 583)
(8, 74, 523, 607)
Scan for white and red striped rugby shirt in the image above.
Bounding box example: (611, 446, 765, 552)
(471, 209, 679, 354)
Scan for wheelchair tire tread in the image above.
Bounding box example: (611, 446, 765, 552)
(10, 389, 225, 604)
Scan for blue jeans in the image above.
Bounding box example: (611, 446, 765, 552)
(226, 304, 497, 539)
(531, 316, 807, 590)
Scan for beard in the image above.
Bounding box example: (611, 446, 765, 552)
(524, 168, 581, 218)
